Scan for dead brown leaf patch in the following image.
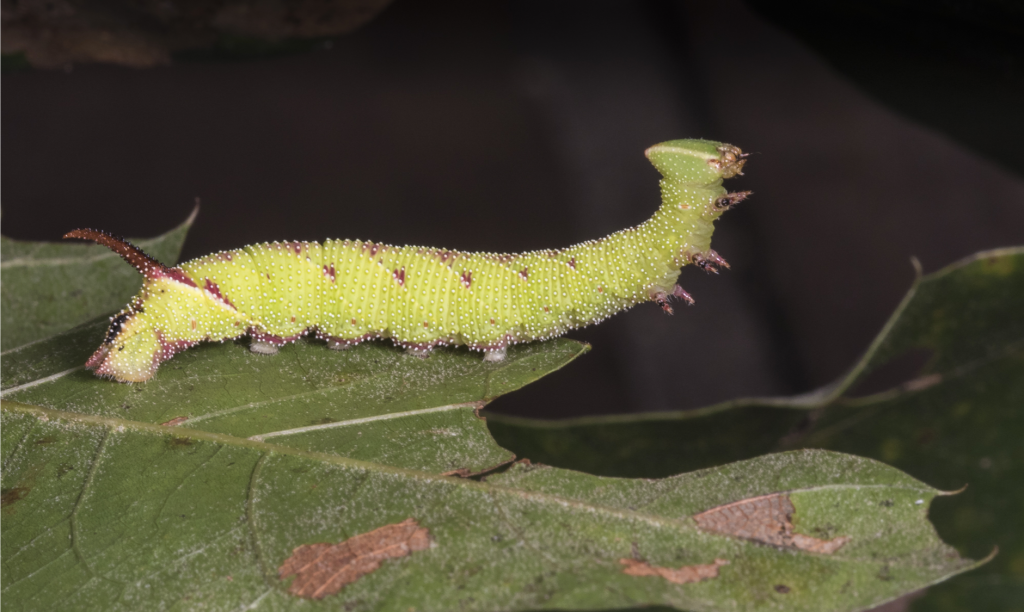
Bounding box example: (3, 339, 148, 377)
(620, 557, 728, 584)
(278, 518, 431, 599)
(1, 487, 30, 508)
(693, 492, 850, 554)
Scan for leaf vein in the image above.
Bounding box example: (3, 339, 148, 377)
(69, 428, 111, 579)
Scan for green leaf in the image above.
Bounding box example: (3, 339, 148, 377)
(488, 247, 1024, 610)
(1, 319, 587, 474)
(1, 402, 981, 611)
(0, 209, 196, 352)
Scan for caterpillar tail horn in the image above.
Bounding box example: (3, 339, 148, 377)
(63, 228, 219, 383)
(63, 228, 170, 280)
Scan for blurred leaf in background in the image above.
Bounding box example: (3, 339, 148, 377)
(744, 0, 1024, 178)
(0, 0, 394, 69)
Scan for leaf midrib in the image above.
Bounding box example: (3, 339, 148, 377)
(2, 400, 935, 537)
(3, 400, 702, 533)
(485, 339, 1024, 431)
(250, 402, 481, 441)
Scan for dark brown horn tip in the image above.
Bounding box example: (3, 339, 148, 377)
(64, 228, 100, 240)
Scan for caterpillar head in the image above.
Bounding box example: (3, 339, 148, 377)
(645, 139, 751, 256)
(64, 229, 199, 382)
(645, 139, 748, 183)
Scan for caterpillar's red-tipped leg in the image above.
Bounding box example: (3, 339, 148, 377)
(715, 190, 752, 210)
(706, 249, 730, 270)
(652, 291, 675, 315)
(672, 284, 695, 305)
(692, 249, 730, 274)
(653, 286, 694, 314)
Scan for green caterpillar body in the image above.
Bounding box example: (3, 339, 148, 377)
(67, 139, 750, 382)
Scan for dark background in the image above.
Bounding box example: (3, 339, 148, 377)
(4, 0, 1023, 419)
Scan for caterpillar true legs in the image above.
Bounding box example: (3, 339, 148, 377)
(65, 139, 750, 383)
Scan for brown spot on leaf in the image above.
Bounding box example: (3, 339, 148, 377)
(693, 493, 850, 554)
(161, 416, 189, 427)
(1, 487, 30, 508)
(165, 436, 196, 449)
(279, 518, 431, 600)
(619, 557, 728, 584)
(775, 584, 791, 594)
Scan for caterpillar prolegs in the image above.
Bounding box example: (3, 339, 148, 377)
(66, 139, 750, 382)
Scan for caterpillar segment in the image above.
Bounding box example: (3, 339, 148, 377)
(66, 138, 750, 382)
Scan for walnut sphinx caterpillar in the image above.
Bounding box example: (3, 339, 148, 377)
(66, 139, 750, 382)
